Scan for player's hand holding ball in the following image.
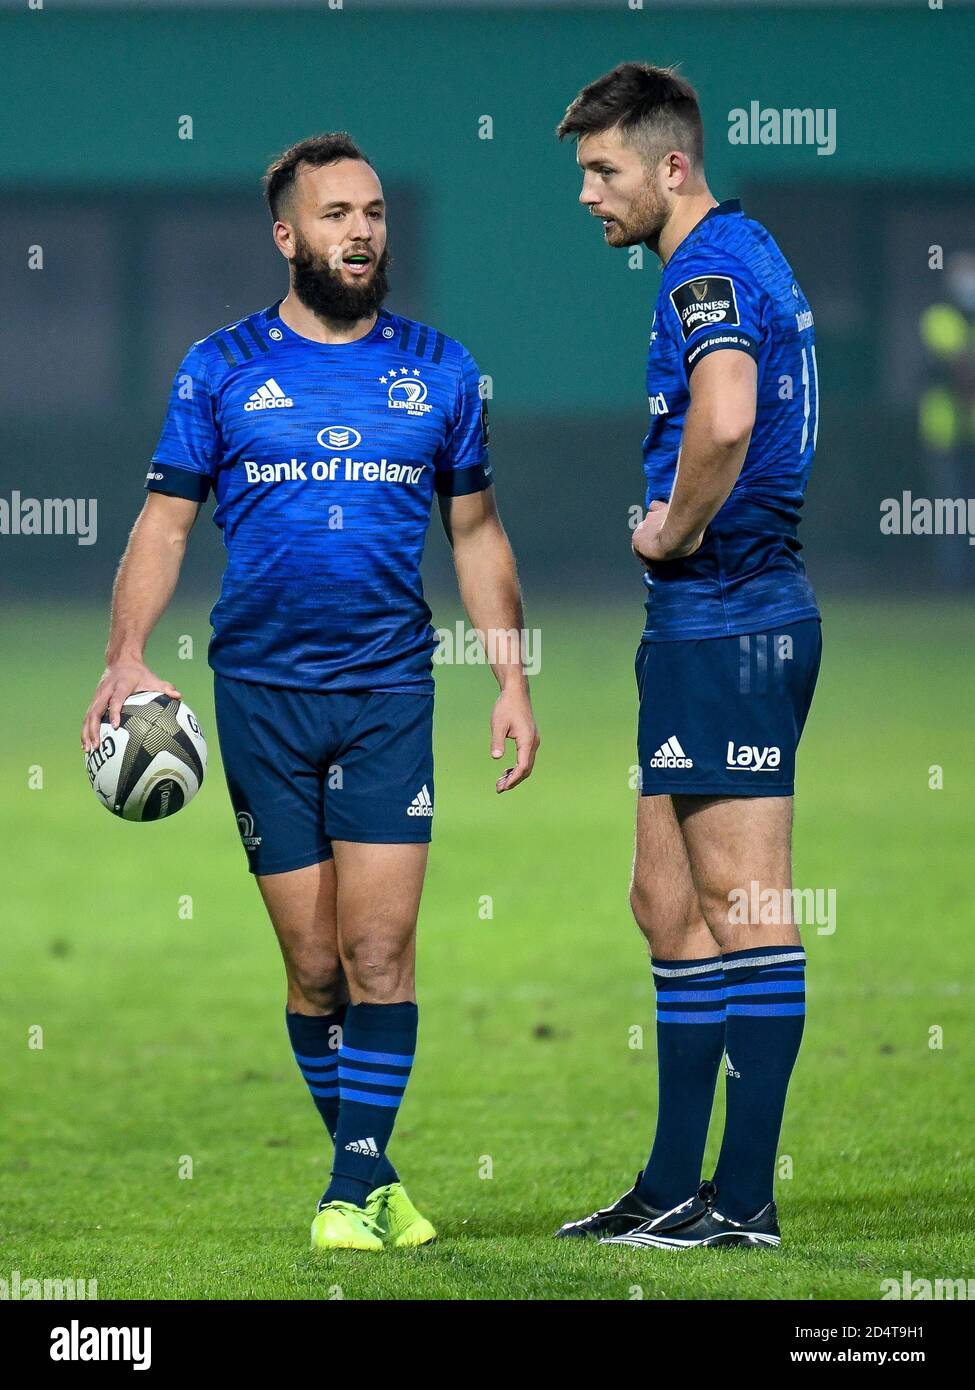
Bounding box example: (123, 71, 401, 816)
(81, 659, 182, 753)
(81, 665, 207, 821)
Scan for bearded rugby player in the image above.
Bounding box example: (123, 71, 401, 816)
(555, 65, 820, 1250)
(82, 133, 539, 1253)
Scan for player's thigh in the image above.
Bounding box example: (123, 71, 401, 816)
(674, 793, 798, 950)
(632, 793, 713, 957)
(213, 673, 331, 877)
(257, 860, 345, 1011)
(331, 840, 428, 1002)
(323, 690, 435, 851)
(324, 688, 433, 959)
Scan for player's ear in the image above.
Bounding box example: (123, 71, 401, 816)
(663, 150, 690, 190)
(271, 220, 295, 260)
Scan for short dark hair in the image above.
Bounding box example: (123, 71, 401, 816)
(263, 132, 373, 222)
(557, 62, 704, 168)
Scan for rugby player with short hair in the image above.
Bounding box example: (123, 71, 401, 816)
(81, 132, 539, 1253)
(554, 65, 820, 1249)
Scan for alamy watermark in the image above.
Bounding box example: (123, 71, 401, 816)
(434, 621, 541, 676)
(50, 1320, 150, 1370)
(728, 880, 836, 935)
(880, 492, 975, 545)
(882, 1270, 975, 1300)
(1, 1268, 98, 1299)
(0, 492, 97, 545)
(728, 102, 836, 156)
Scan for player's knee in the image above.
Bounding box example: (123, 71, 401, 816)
(290, 955, 347, 1013)
(629, 879, 709, 956)
(696, 885, 737, 943)
(629, 878, 669, 942)
(341, 932, 413, 1001)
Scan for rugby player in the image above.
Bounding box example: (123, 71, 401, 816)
(554, 65, 820, 1249)
(81, 133, 539, 1253)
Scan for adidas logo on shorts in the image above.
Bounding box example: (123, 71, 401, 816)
(344, 1137, 380, 1156)
(407, 784, 433, 817)
(649, 735, 694, 770)
(244, 378, 294, 411)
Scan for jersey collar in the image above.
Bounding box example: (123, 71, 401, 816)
(666, 198, 743, 263)
(263, 300, 394, 347)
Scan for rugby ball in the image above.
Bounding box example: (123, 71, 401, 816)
(85, 692, 207, 821)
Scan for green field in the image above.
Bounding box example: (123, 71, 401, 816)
(2, 597, 973, 1300)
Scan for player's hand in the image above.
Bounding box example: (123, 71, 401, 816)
(490, 684, 539, 793)
(631, 500, 670, 565)
(81, 661, 182, 753)
(632, 500, 703, 565)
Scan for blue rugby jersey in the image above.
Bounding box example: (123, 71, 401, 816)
(146, 302, 491, 691)
(642, 199, 820, 640)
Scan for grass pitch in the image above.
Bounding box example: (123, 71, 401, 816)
(2, 597, 973, 1300)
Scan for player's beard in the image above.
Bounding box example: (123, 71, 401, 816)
(291, 231, 391, 323)
(607, 176, 670, 251)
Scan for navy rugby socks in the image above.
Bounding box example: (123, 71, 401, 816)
(286, 1005, 400, 1196)
(636, 955, 726, 1210)
(323, 1001, 418, 1207)
(712, 945, 806, 1220)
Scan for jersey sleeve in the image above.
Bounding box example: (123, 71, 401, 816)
(145, 342, 219, 502)
(665, 257, 764, 382)
(433, 347, 493, 496)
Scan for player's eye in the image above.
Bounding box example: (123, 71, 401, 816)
(368, 210, 384, 220)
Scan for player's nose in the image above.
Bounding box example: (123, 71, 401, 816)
(348, 213, 373, 241)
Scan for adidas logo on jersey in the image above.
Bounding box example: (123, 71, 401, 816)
(406, 784, 433, 817)
(724, 1053, 741, 1079)
(244, 378, 293, 411)
(649, 736, 693, 769)
(344, 1137, 380, 1156)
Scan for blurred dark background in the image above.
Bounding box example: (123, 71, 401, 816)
(2, 0, 975, 610)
